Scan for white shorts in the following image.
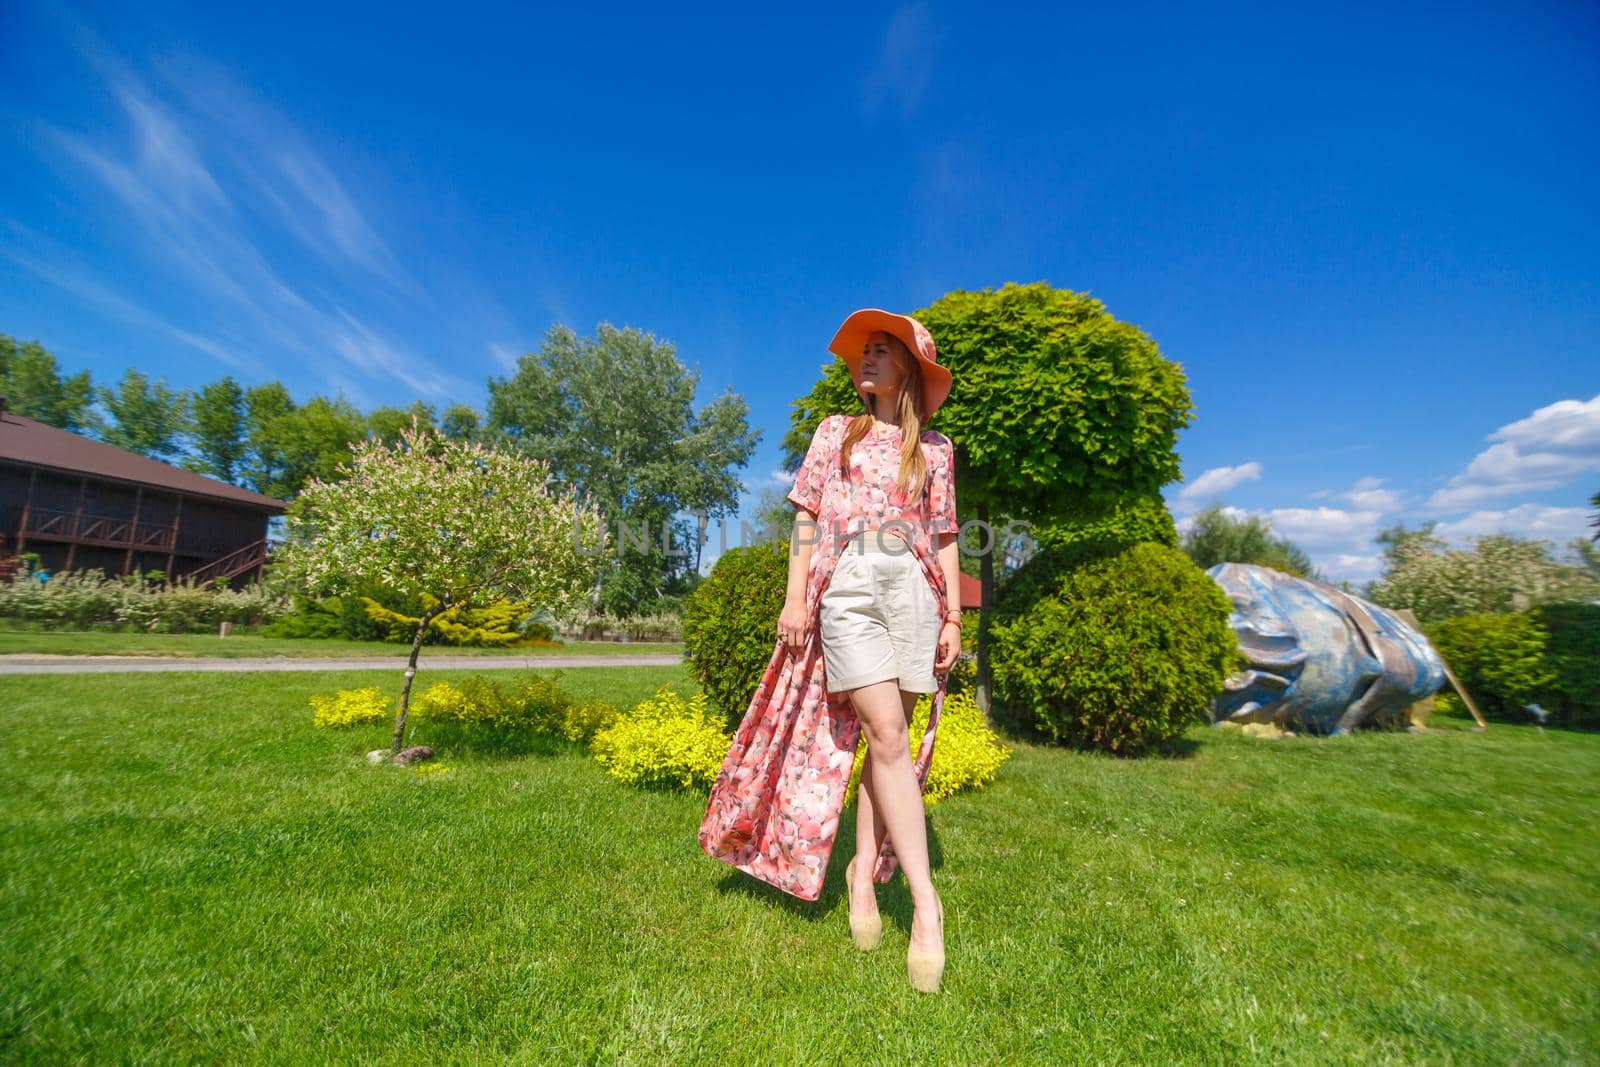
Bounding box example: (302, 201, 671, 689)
(819, 536, 941, 694)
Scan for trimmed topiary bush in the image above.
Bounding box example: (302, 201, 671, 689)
(590, 685, 729, 789)
(846, 688, 1011, 805)
(990, 541, 1241, 755)
(995, 494, 1179, 626)
(1532, 601, 1600, 729)
(1427, 612, 1555, 724)
(682, 541, 790, 729)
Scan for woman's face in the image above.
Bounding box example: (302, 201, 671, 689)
(856, 331, 909, 398)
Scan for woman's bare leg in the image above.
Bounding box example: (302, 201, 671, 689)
(848, 680, 941, 952)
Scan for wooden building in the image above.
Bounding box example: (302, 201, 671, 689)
(0, 401, 287, 585)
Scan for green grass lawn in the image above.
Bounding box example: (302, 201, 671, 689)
(0, 625, 681, 658)
(2, 668, 1595, 1063)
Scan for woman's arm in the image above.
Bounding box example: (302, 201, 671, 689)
(778, 507, 817, 656)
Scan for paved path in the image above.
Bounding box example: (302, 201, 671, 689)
(0, 653, 683, 675)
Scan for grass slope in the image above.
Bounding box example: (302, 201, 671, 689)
(2, 669, 1595, 1063)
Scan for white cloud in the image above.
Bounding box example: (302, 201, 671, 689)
(1258, 506, 1384, 551)
(1342, 476, 1404, 512)
(1431, 504, 1592, 549)
(1427, 394, 1600, 511)
(1175, 462, 1263, 508)
(1322, 554, 1385, 584)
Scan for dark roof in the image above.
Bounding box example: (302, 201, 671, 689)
(0, 411, 287, 511)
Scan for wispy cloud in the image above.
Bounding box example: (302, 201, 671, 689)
(1312, 475, 1404, 512)
(18, 34, 473, 402)
(1432, 503, 1592, 550)
(1427, 394, 1600, 511)
(864, 3, 936, 116)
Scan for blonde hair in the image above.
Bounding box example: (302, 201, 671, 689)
(838, 334, 930, 500)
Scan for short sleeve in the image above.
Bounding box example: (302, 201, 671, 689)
(786, 416, 835, 514)
(926, 434, 957, 535)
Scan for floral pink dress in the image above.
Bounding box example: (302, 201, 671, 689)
(698, 414, 958, 901)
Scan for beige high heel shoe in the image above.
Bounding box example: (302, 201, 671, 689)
(845, 856, 882, 951)
(906, 896, 944, 993)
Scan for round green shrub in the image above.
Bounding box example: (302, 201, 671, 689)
(990, 541, 1241, 755)
(996, 493, 1178, 625)
(1427, 612, 1554, 723)
(681, 540, 789, 729)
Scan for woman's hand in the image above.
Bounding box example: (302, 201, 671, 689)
(935, 620, 961, 673)
(777, 597, 809, 657)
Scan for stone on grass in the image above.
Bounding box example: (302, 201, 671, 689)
(392, 745, 435, 766)
(365, 749, 388, 764)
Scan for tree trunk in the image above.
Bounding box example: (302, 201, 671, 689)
(391, 602, 448, 754)
(976, 499, 995, 727)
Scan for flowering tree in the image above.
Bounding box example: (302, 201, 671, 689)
(274, 419, 609, 753)
(1365, 523, 1600, 625)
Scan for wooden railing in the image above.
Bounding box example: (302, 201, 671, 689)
(22, 507, 175, 550)
(184, 539, 270, 586)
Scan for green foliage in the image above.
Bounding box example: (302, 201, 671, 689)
(847, 688, 1012, 805)
(0, 568, 289, 631)
(994, 494, 1178, 624)
(550, 700, 624, 744)
(93, 367, 189, 460)
(360, 593, 530, 647)
(485, 322, 759, 617)
(990, 542, 1242, 755)
(681, 540, 789, 728)
(184, 376, 247, 482)
(1179, 502, 1316, 578)
(0, 333, 96, 431)
(1428, 613, 1554, 723)
(309, 687, 393, 728)
(1429, 605, 1600, 729)
(1367, 523, 1600, 624)
(406, 672, 576, 753)
(259, 595, 347, 639)
(590, 685, 729, 789)
(1531, 602, 1600, 728)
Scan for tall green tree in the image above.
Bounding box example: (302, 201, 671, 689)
(1180, 502, 1318, 578)
(366, 401, 437, 446)
(185, 375, 248, 481)
(0, 333, 95, 431)
(486, 322, 758, 616)
(265, 395, 368, 501)
(786, 282, 1194, 717)
(240, 382, 296, 497)
(440, 404, 481, 441)
(94, 368, 189, 460)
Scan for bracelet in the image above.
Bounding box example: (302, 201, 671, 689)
(944, 614, 962, 628)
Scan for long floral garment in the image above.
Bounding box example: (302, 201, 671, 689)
(698, 414, 956, 902)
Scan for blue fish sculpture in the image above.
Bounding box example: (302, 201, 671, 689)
(1206, 563, 1446, 734)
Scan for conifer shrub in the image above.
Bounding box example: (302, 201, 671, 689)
(990, 542, 1241, 755)
(681, 541, 789, 729)
(590, 685, 729, 789)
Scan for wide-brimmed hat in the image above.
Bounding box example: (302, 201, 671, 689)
(828, 308, 952, 418)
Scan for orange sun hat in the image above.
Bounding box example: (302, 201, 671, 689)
(827, 308, 952, 418)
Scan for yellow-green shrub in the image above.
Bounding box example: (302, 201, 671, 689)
(846, 689, 1011, 805)
(360, 593, 529, 647)
(552, 699, 623, 743)
(590, 685, 729, 789)
(309, 687, 393, 728)
(409, 672, 572, 732)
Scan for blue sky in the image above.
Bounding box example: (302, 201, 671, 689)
(2, 1, 1596, 582)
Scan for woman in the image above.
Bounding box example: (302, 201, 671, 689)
(699, 308, 961, 994)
